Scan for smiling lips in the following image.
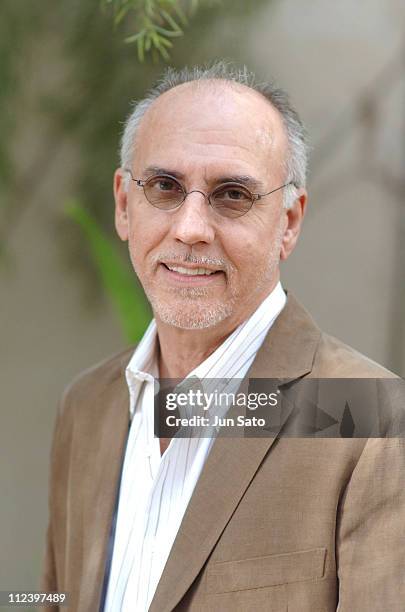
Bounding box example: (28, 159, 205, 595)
(166, 264, 217, 276)
(161, 262, 224, 283)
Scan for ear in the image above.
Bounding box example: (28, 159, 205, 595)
(114, 168, 129, 241)
(280, 189, 307, 261)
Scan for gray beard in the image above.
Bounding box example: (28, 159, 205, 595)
(147, 289, 236, 329)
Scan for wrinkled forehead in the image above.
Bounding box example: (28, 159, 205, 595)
(134, 80, 288, 169)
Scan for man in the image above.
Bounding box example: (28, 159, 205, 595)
(42, 63, 404, 611)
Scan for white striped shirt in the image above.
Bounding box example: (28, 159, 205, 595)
(103, 282, 286, 611)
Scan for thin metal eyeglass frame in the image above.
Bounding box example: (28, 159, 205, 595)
(124, 168, 296, 216)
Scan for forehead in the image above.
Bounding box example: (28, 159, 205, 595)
(133, 81, 288, 180)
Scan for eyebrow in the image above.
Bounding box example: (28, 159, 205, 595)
(143, 166, 184, 179)
(143, 166, 266, 193)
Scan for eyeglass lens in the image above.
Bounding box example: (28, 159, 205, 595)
(143, 175, 253, 218)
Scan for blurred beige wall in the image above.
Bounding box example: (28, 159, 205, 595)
(1, 0, 404, 598)
(246, 0, 405, 375)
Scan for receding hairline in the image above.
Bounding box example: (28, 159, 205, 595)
(136, 77, 287, 137)
(132, 78, 289, 170)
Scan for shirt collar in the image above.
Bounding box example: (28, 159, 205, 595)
(188, 281, 285, 381)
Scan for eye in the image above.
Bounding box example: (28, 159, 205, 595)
(211, 183, 253, 218)
(143, 174, 185, 209)
(225, 189, 247, 200)
(213, 184, 252, 202)
(148, 176, 182, 192)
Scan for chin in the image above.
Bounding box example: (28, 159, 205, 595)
(151, 298, 234, 330)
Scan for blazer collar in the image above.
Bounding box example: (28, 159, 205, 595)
(248, 291, 321, 380)
(149, 292, 322, 612)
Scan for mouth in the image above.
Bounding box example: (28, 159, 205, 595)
(159, 262, 225, 285)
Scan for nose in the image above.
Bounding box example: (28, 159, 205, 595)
(171, 191, 216, 246)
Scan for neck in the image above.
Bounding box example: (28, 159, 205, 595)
(156, 280, 280, 379)
(157, 320, 233, 379)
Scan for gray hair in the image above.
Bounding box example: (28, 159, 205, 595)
(120, 61, 309, 208)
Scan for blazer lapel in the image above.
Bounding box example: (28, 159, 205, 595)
(150, 293, 322, 612)
(78, 362, 130, 611)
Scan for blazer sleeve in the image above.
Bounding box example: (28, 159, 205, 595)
(41, 521, 58, 598)
(336, 436, 405, 611)
(40, 390, 69, 612)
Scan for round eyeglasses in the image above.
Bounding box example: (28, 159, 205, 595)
(124, 169, 295, 219)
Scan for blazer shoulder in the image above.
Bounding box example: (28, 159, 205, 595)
(60, 345, 135, 415)
(312, 332, 398, 378)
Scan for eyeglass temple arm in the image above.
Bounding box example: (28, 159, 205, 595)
(255, 181, 298, 200)
(124, 168, 144, 186)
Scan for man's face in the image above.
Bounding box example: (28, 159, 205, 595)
(115, 82, 306, 330)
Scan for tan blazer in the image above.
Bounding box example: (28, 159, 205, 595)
(42, 294, 405, 611)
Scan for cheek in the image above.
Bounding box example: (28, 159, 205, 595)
(220, 230, 262, 277)
(127, 209, 167, 264)
(221, 221, 283, 279)
(223, 223, 274, 261)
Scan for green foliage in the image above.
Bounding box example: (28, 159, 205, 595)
(102, 0, 219, 61)
(1, 0, 271, 340)
(66, 200, 151, 342)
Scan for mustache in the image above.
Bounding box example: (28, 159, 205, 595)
(151, 252, 231, 272)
